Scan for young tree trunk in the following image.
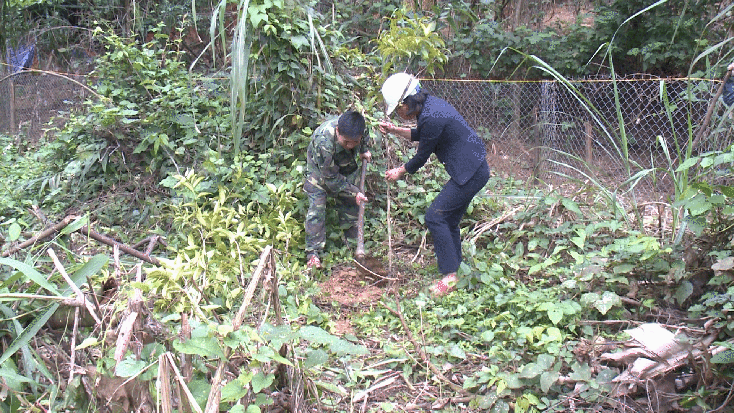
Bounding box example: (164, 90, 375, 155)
(122, 0, 131, 37)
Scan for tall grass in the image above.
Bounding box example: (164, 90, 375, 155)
(513, 1, 734, 240)
(193, 0, 337, 154)
(229, 0, 252, 156)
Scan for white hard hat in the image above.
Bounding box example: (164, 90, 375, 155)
(381, 73, 420, 116)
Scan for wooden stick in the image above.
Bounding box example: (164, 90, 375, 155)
(204, 246, 273, 413)
(68, 306, 80, 387)
(48, 248, 101, 324)
(158, 354, 173, 413)
(234, 245, 272, 329)
(385, 138, 394, 275)
(0, 68, 106, 100)
(80, 226, 160, 266)
(9, 77, 16, 135)
(1, 215, 77, 257)
(411, 232, 426, 264)
(114, 311, 139, 363)
(381, 294, 470, 396)
(114, 264, 145, 364)
(3, 216, 161, 266)
(690, 68, 732, 152)
(352, 259, 397, 281)
(163, 353, 203, 413)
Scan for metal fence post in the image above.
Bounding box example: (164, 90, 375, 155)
(531, 105, 542, 183)
(9, 75, 16, 135)
(585, 120, 593, 164)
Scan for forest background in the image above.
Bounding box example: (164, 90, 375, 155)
(0, 0, 733, 412)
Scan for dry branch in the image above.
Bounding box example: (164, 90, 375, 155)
(594, 323, 733, 398)
(468, 206, 523, 243)
(2, 215, 162, 266)
(158, 355, 173, 413)
(68, 306, 81, 387)
(204, 246, 274, 413)
(1, 215, 77, 257)
(114, 311, 139, 363)
(80, 226, 160, 265)
(48, 248, 101, 325)
(690, 68, 732, 152)
(353, 258, 397, 281)
(381, 294, 470, 397)
(160, 352, 203, 413)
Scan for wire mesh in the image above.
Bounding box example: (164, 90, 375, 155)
(0, 67, 91, 141)
(423, 75, 733, 201)
(1, 68, 732, 202)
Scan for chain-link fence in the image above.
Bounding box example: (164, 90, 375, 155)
(423, 75, 734, 202)
(0, 66, 91, 141)
(2, 68, 732, 202)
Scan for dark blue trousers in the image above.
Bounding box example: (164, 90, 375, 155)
(425, 161, 489, 275)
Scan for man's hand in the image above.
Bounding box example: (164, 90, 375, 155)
(356, 192, 368, 205)
(360, 151, 372, 162)
(729, 61, 734, 72)
(385, 165, 407, 181)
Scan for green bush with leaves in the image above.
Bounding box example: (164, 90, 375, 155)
(376, 8, 448, 76)
(593, 0, 725, 76)
(0, 250, 109, 412)
(44, 27, 230, 208)
(147, 155, 303, 315)
(0, 133, 56, 221)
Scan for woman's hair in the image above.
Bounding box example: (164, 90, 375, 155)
(403, 91, 428, 117)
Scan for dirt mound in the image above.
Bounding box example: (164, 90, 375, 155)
(315, 258, 398, 336)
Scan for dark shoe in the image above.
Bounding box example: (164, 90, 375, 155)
(344, 226, 358, 242)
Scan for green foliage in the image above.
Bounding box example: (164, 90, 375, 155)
(38, 28, 229, 218)
(376, 8, 448, 76)
(1, 0, 49, 53)
(330, 1, 402, 53)
(673, 144, 734, 235)
(441, 0, 728, 79)
(91, 28, 228, 170)
(448, 19, 598, 79)
(0, 252, 109, 410)
(147, 158, 303, 314)
(594, 0, 725, 76)
(0, 133, 56, 220)
(217, 0, 370, 153)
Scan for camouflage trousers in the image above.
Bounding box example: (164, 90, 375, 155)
(304, 177, 359, 257)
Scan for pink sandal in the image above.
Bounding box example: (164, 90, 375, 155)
(430, 273, 458, 297)
(307, 254, 321, 269)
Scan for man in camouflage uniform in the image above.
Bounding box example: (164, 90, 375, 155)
(305, 110, 372, 269)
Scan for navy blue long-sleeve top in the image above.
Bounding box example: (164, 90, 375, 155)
(405, 95, 487, 185)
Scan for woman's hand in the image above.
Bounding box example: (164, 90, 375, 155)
(360, 151, 372, 162)
(356, 192, 368, 205)
(378, 121, 394, 135)
(379, 122, 410, 140)
(385, 165, 407, 181)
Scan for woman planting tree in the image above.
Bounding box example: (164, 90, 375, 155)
(379, 73, 490, 297)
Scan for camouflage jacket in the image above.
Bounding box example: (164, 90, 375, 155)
(306, 117, 369, 196)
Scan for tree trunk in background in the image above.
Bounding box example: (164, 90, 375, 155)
(122, 0, 131, 37)
(513, 0, 525, 28)
(405, 0, 436, 11)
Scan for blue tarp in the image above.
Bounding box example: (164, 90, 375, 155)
(723, 77, 734, 106)
(6, 44, 35, 74)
